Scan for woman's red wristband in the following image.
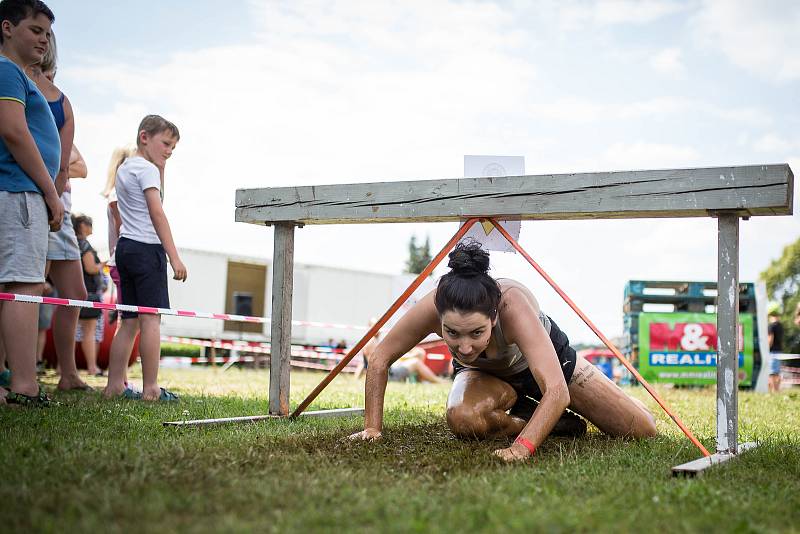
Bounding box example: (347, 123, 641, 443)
(514, 436, 536, 455)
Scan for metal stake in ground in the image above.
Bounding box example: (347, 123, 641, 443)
(486, 217, 711, 458)
(289, 217, 481, 419)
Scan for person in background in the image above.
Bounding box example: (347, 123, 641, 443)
(767, 305, 784, 393)
(795, 302, 800, 329)
(72, 213, 104, 376)
(0, 0, 62, 406)
(35, 277, 55, 372)
(354, 318, 443, 384)
(792, 303, 800, 374)
(101, 145, 136, 385)
(101, 145, 135, 306)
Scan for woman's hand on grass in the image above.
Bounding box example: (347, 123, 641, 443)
(493, 443, 531, 462)
(348, 428, 382, 441)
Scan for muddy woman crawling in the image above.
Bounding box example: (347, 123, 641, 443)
(349, 241, 657, 461)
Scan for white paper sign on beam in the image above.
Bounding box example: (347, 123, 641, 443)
(461, 155, 524, 253)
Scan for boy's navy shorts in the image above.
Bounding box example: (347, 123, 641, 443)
(116, 237, 170, 319)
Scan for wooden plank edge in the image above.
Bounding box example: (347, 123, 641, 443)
(163, 407, 364, 427)
(671, 442, 758, 477)
(234, 205, 792, 226)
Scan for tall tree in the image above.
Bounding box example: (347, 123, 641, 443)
(420, 235, 432, 269)
(761, 237, 800, 352)
(405, 234, 433, 275)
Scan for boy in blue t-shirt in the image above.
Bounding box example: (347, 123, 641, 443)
(0, 0, 63, 406)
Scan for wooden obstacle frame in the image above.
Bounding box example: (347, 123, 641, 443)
(168, 164, 794, 475)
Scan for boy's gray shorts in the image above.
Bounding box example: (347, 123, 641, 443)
(0, 191, 48, 284)
(47, 208, 80, 261)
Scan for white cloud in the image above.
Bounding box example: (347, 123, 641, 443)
(524, 95, 769, 127)
(650, 47, 687, 78)
(549, 0, 687, 30)
(754, 134, 800, 153)
(594, 0, 687, 24)
(601, 141, 700, 170)
(691, 0, 800, 82)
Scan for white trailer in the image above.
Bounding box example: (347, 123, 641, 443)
(162, 248, 424, 345)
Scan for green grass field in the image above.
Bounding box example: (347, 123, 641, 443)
(2, 366, 798, 533)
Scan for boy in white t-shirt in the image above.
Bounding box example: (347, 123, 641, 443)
(103, 115, 187, 402)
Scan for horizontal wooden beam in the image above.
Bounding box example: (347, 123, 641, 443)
(235, 164, 793, 225)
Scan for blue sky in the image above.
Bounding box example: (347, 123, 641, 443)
(47, 1, 260, 60)
(38, 0, 800, 342)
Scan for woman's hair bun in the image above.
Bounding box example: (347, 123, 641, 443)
(447, 240, 490, 277)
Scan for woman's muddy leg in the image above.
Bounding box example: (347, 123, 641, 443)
(567, 357, 657, 438)
(446, 370, 525, 439)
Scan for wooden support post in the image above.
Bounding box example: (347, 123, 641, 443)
(717, 214, 739, 454)
(270, 223, 295, 416)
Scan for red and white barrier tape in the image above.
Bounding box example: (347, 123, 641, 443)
(160, 355, 355, 372)
(0, 292, 372, 330)
(160, 336, 352, 363)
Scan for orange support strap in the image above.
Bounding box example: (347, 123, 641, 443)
(486, 218, 711, 457)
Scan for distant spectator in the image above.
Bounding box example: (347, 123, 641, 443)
(0, 0, 62, 406)
(768, 305, 784, 393)
(101, 145, 136, 305)
(35, 278, 55, 372)
(72, 213, 104, 376)
(388, 346, 444, 384)
(354, 318, 443, 384)
(790, 303, 800, 374)
(101, 145, 136, 386)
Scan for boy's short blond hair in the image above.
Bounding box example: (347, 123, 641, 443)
(136, 114, 180, 147)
